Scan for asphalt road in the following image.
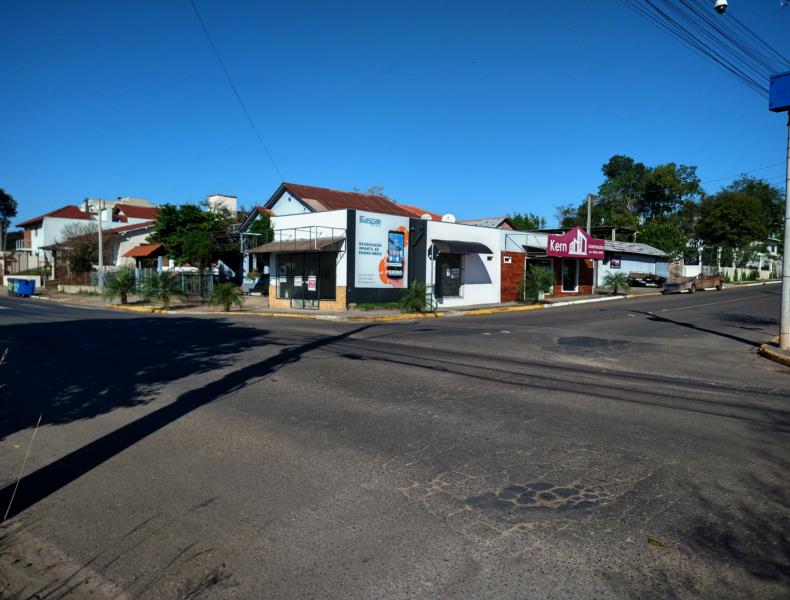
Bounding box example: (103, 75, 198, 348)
(0, 286, 787, 599)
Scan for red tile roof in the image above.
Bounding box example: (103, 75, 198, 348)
(16, 205, 92, 228)
(115, 204, 159, 220)
(257, 207, 275, 217)
(399, 204, 442, 220)
(122, 243, 165, 258)
(106, 220, 155, 235)
(278, 183, 414, 217)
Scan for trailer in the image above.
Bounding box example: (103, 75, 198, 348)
(662, 272, 723, 294)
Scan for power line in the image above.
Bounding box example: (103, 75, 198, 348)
(188, 0, 285, 181)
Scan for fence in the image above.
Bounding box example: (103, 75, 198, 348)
(132, 268, 219, 300)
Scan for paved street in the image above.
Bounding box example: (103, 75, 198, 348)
(0, 286, 788, 599)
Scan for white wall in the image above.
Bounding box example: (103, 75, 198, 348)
(270, 191, 311, 216)
(598, 253, 663, 282)
(426, 221, 501, 307)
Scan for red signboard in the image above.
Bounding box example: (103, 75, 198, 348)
(547, 227, 605, 260)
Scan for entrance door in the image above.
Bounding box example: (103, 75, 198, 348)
(436, 254, 463, 297)
(290, 254, 320, 309)
(562, 259, 578, 292)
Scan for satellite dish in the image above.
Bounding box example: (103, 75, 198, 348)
(420, 213, 433, 220)
(441, 213, 456, 223)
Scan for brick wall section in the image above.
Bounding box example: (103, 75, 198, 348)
(500, 251, 526, 302)
(268, 284, 347, 310)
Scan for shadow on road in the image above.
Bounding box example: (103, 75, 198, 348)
(632, 310, 764, 348)
(0, 316, 370, 520)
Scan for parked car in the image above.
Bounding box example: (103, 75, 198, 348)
(662, 273, 723, 294)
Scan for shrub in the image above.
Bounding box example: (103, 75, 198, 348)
(603, 272, 631, 295)
(144, 271, 183, 308)
(399, 282, 428, 313)
(102, 269, 135, 304)
(518, 265, 555, 302)
(210, 282, 243, 312)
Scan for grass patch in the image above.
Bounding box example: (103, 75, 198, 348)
(354, 302, 401, 311)
(76, 289, 100, 297)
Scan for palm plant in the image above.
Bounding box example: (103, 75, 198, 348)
(102, 269, 136, 304)
(210, 282, 243, 312)
(147, 271, 182, 308)
(399, 281, 428, 313)
(603, 272, 630, 295)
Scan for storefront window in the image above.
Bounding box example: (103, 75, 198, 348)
(277, 253, 337, 302)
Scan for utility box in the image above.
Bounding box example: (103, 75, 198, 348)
(769, 71, 790, 112)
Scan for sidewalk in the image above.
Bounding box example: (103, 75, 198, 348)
(30, 286, 672, 322)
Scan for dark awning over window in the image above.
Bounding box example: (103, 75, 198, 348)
(433, 240, 493, 254)
(249, 237, 345, 254)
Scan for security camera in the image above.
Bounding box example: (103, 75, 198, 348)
(714, 0, 727, 14)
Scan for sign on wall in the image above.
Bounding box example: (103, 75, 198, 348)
(547, 227, 605, 260)
(355, 211, 410, 288)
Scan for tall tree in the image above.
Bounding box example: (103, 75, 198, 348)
(725, 175, 784, 238)
(0, 189, 18, 275)
(697, 190, 767, 251)
(149, 203, 231, 297)
(508, 212, 546, 231)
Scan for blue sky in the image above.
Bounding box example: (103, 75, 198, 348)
(1, 1, 788, 226)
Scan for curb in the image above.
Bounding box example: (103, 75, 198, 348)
(758, 336, 790, 368)
(462, 304, 544, 316)
(726, 280, 781, 288)
(107, 304, 170, 314)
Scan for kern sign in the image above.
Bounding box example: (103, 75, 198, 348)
(547, 227, 605, 260)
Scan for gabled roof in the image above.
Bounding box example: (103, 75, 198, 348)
(267, 183, 414, 217)
(16, 205, 92, 228)
(114, 204, 159, 220)
(460, 216, 514, 230)
(399, 204, 442, 220)
(122, 243, 166, 258)
(105, 220, 156, 235)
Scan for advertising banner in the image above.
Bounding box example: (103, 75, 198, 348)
(355, 211, 410, 288)
(547, 227, 605, 260)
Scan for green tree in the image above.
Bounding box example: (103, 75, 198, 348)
(0, 189, 18, 275)
(698, 190, 767, 251)
(149, 204, 230, 297)
(638, 163, 701, 219)
(508, 212, 547, 231)
(636, 218, 688, 258)
(725, 175, 784, 238)
(247, 212, 273, 244)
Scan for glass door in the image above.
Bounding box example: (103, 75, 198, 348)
(562, 259, 578, 292)
(290, 254, 320, 309)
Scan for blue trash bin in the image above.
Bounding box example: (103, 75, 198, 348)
(15, 279, 36, 296)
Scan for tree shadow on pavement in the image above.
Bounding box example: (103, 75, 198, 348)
(0, 315, 370, 519)
(0, 316, 269, 442)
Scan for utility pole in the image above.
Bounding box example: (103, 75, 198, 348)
(97, 199, 104, 291)
(781, 112, 790, 349)
(769, 72, 790, 349)
(585, 194, 593, 233)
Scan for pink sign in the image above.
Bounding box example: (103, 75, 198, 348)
(547, 227, 605, 259)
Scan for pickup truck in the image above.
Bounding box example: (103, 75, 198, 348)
(662, 273, 724, 294)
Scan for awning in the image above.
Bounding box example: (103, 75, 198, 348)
(433, 240, 493, 254)
(248, 237, 345, 254)
(122, 243, 166, 258)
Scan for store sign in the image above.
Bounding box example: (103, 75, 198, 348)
(355, 211, 410, 288)
(547, 227, 604, 260)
